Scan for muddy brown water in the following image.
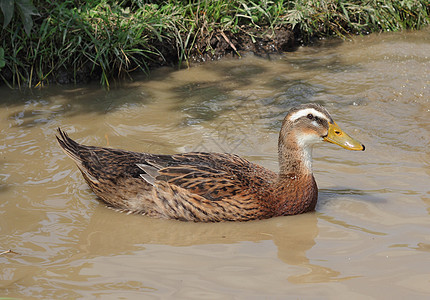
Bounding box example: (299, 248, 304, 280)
(1, 29, 430, 298)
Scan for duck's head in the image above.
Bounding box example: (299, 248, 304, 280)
(278, 103, 365, 174)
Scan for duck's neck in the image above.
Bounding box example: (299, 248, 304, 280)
(278, 131, 313, 177)
(273, 131, 318, 216)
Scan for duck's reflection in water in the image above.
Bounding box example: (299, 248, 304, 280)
(76, 206, 353, 283)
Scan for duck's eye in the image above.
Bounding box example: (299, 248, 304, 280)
(307, 114, 314, 120)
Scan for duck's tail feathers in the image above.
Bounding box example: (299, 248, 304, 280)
(56, 128, 85, 163)
(56, 128, 99, 184)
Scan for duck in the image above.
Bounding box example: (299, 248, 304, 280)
(57, 103, 364, 222)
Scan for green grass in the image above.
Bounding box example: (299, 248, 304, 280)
(0, 0, 429, 88)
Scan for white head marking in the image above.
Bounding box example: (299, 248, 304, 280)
(288, 108, 329, 123)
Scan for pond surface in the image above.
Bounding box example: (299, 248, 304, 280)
(1, 29, 430, 298)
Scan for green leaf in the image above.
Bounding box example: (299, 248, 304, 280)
(16, 0, 39, 36)
(0, 0, 14, 28)
(0, 47, 5, 69)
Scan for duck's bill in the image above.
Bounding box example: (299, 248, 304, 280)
(323, 122, 365, 151)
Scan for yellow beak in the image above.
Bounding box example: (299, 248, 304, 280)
(323, 122, 365, 151)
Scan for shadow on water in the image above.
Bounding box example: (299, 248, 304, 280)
(169, 78, 335, 128)
(167, 62, 271, 124)
(285, 38, 363, 73)
(287, 55, 363, 74)
(2, 84, 154, 128)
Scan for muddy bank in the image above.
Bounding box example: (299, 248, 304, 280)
(67, 26, 296, 85)
(2, 26, 297, 86)
(186, 26, 297, 63)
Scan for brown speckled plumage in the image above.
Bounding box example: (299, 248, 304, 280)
(57, 103, 364, 222)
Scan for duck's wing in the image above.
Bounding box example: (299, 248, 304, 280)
(136, 152, 278, 221)
(137, 152, 276, 202)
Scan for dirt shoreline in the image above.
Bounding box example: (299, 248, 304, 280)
(185, 26, 297, 63)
